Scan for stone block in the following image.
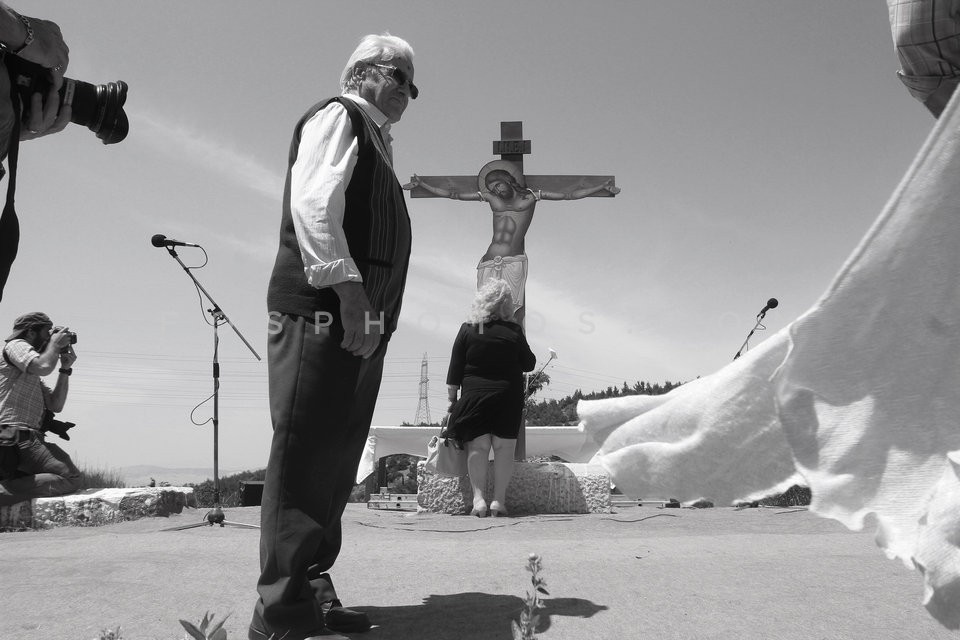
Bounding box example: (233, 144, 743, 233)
(0, 500, 33, 530)
(21, 487, 197, 529)
(417, 461, 610, 515)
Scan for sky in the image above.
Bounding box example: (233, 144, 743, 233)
(0, 0, 937, 474)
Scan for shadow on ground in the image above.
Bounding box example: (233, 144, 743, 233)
(355, 592, 607, 639)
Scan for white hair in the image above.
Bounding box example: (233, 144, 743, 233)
(339, 33, 415, 94)
(468, 279, 516, 325)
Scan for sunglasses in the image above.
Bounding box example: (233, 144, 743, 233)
(368, 63, 419, 99)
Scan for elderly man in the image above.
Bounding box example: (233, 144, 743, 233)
(0, 312, 78, 506)
(252, 34, 416, 640)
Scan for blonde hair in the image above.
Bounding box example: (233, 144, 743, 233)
(468, 279, 515, 325)
(340, 33, 415, 94)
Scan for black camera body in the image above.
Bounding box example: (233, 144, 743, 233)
(41, 408, 74, 441)
(52, 325, 77, 344)
(4, 55, 128, 144)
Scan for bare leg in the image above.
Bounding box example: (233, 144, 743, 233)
(466, 434, 491, 516)
(490, 436, 516, 516)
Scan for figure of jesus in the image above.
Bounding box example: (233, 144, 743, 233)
(405, 160, 619, 323)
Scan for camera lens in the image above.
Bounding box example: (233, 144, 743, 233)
(5, 56, 129, 145)
(62, 78, 129, 145)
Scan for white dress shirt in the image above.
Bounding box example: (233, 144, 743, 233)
(289, 93, 393, 288)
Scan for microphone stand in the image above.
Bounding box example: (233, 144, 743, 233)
(733, 309, 771, 361)
(518, 350, 557, 461)
(159, 245, 262, 531)
(525, 351, 558, 400)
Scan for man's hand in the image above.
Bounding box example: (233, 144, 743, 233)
(20, 89, 70, 140)
(6, 11, 71, 140)
(27, 326, 73, 377)
(59, 344, 76, 369)
(48, 326, 73, 352)
(402, 173, 422, 190)
(16, 16, 69, 89)
(331, 281, 382, 358)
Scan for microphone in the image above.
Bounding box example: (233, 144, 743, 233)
(735, 297, 780, 360)
(758, 297, 779, 316)
(151, 234, 200, 248)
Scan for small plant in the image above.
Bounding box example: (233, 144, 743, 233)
(512, 553, 549, 640)
(180, 611, 230, 640)
(97, 627, 122, 640)
(76, 463, 126, 490)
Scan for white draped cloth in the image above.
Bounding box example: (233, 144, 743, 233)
(580, 88, 960, 628)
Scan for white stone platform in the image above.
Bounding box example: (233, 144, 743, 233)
(359, 425, 599, 483)
(416, 461, 610, 515)
(0, 486, 197, 530)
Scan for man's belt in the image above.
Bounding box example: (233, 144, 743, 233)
(2, 426, 37, 444)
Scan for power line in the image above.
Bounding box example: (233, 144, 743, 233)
(66, 350, 676, 408)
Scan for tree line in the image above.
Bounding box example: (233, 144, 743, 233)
(403, 377, 686, 427)
(524, 378, 684, 426)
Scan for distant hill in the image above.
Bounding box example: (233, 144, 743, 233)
(120, 465, 250, 487)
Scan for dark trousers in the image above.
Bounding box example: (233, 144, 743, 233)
(254, 313, 385, 635)
(0, 433, 79, 506)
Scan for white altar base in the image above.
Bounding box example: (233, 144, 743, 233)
(357, 425, 610, 514)
(356, 425, 599, 484)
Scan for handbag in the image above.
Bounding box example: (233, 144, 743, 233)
(424, 414, 467, 477)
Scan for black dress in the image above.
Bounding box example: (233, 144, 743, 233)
(445, 320, 537, 442)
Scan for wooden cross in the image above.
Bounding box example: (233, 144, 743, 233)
(405, 121, 618, 459)
(406, 121, 617, 200)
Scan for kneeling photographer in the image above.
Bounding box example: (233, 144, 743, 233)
(0, 312, 80, 506)
(0, 2, 129, 300)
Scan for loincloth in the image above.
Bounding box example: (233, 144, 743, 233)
(476, 254, 528, 308)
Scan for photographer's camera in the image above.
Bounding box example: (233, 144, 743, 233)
(52, 325, 76, 344)
(5, 56, 128, 144)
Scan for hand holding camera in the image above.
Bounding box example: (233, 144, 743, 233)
(7, 55, 128, 144)
(0, 8, 71, 140)
(51, 326, 77, 368)
(20, 87, 70, 140)
(59, 343, 76, 369)
(50, 324, 75, 348)
(8, 14, 69, 87)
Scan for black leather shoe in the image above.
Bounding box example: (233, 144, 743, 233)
(249, 623, 347, 640)
(249, 608, 348, 640)
(250, 628, 346, 640)
(321, 599, 372, 633)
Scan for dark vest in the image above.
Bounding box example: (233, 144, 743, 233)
(267, 97, 411, 338)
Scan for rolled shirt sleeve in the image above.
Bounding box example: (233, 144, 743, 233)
(4, 339, 37, 372)
(6, 340, 52, 403)
(290, 102, 362, 288)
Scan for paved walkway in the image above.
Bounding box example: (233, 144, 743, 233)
(0, 504, 953, 639)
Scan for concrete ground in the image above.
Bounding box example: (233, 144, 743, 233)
(0, 503, 954, 640)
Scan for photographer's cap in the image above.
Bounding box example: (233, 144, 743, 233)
(6, 311, 52, 342)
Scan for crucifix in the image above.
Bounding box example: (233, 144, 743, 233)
(404, 121, 619, 458)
